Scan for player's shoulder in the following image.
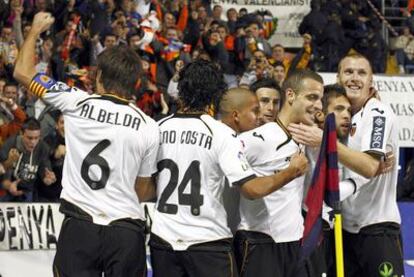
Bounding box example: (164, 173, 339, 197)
(240, 122, 284, 144)
(129, 104, 158, 129)
(365, 98, 395, 119)
(202, 115, 237, 135)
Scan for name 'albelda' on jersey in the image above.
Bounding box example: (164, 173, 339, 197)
(29, 73, 160, 225)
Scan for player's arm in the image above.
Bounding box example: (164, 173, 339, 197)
(135, 176, 156, 202)
(337, 142, 381, 179)
(13, 12, 54, 88)
(239, 151, 308, 200)
(288, 123, 381, 179)
(135, 123, 160, 202)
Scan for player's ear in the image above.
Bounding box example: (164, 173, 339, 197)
(233, 110, 239, 123)
(286, 88, 295, 105)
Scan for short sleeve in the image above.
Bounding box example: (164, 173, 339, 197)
(29, 73, 89, 112)
(138, 122, 160, 177)
(218, 134, 256, 187)
(360, 107, 391, 157)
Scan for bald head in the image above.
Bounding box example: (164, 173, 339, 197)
(219, 88, 259, 133)
(220, 88, 255, 114)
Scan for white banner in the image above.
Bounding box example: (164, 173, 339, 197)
(211, 0, 310, 47)
(0, 202, 156, 277)
(320, 73, 414, 148)
(0, 203, 64, 251)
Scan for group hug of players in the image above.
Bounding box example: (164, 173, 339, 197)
(13, 12, 404, 277)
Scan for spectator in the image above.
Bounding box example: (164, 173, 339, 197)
(0, 82, 27, 144)
(299, 0, 328, 59)
(212, 4, 225, 25)
(87, 0, 115, 36)
(272, 61, 286, 87)
(0, 117, 55, 202)
(0, 24, 18, 79)
(41, 112, 65, 202)
(235, 20, 272, 69)
(239, 49, 274, 87)
(395, 26, 414, 73)
(226, 7, 238, 34)
(270, 44, 290, 68)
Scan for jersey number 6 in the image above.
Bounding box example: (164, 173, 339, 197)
(81, 139, 111, 190)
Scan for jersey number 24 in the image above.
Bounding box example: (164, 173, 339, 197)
(157, 159, 204, 216)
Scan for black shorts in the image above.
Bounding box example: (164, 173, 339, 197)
(53, 214, 147, 277)
(149, 233, 238, 277)
(343, 222, 405, 277)
(234, 230, 306, 277)
(298, 219, 337, 277)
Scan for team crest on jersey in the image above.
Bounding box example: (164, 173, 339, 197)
(370, 116, 385, 149)
(350, 123, 357, 137)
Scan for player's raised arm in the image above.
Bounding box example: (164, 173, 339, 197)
(13, 12, 55, 88)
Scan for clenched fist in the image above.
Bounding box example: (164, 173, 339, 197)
(31, 12, 55, 34)
(288, 151, 309, 178)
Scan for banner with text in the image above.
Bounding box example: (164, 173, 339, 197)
(0, 203, 64, 251)
(211, 0, 310, 47)
(320, 73, 414, 148)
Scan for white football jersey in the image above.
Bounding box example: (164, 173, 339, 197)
(238, 121, 304, 243)
(342, 98, 401, 233)
(151, 114, 256, 250)
(29, 73, 159, 225)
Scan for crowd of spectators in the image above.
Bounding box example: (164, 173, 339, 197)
(0, 0, 413, 202)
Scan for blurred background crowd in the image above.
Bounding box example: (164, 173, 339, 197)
(0, 0, 413, 202)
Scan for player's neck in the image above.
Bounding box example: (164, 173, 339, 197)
(351, 96, 371, 115)
(98, 89, 129, 102)
(220, 115, 239, 134)
(277, 108, 292, 127)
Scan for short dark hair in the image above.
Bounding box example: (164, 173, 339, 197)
(273, 61, 285, 69)
(97, 45, 142, 99)
(4, 81, 18, 89)
(322, 84, 348, 113)
(250, 78, 281, 93)
(272, 44, 284, 50)
(178, 60, 227, 112)
(281, 69, 323, 105)
(22, 117, 41, 131)
(213, 5, 222, 10)
(338, 53, 373, 74)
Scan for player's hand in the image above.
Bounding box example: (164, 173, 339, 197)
(288, 151, 309, 178)
(31, 12, 55, 34)
(376, 151, 395, 176)
(288, 123, 323, 147)
(43, 168, 56, 185)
